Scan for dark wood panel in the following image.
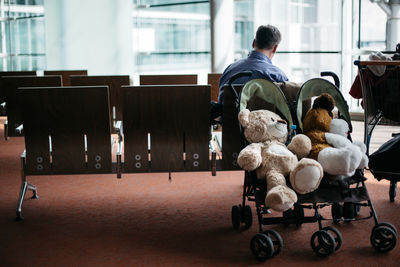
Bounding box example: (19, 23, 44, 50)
(221, 85, 242, 170)
(123, 85, 210, 172)
(181, 85, 210, 171)
(70, 75, 130, 121)
(140, 74, 197, 85)
(151, 87, 184, 172)
(0, 71, 36, 77)
(2, 76, 62, 136)
(123, 86, 150, 172)
(207, 73, 222, 102)
(19, 86, 111, 174)
(19, 89, 52, 174)
(0, 71, 36, 112)
(44, 70, 87, 86)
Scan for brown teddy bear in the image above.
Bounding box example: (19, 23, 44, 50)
(237, 109, 323, 212)
(302, 94, 368, 177)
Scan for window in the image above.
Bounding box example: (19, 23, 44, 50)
(133, 0, 210, 74)
(0, 0, 45, 71)
(234, 0, 342, 84)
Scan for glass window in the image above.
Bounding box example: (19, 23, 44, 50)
(234, 0, 341, 83)
(0, 1, 45, 71)
(133, 1, 210, 74)
(358, 0, 386, 51)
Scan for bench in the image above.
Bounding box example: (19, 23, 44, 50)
(17, 85, 115, 220)
(44, 70, 87, 86)
(0, 71, 37, 115)
(207, 73, 222, 102)
(70, 75, 130, 125)
(16, 84, 211, 219)
(140, 74, 197, 85)
(2, 75, 62, 139)
(122, 85, 210, 173)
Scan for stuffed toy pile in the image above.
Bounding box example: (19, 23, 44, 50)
(237, 109, 323, 212)
(302, 93, 368, 178)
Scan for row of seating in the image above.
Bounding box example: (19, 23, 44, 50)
(0, 71, 222, 138)
(0, 70, 273, 220)
(0, 70, 247, 170)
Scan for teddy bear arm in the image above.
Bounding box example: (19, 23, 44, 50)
(237, 143, 263, 171)
(325, 132, 352, 148)
(287, 134, 312, 159)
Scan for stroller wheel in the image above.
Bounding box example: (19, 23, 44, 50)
(322, 226, 342, 251)
(250, 233, 274, 261)
(310, 230, 335, 257)
(293, 205, 304, 226)
(370, 225, 397, 253)
(331, 203, 343, 223)
(243, 205, 252, 229)
(373, 222, 398, 236)
(263, 230, 283, 256)
(231, 205, 241, 229)
(343, 202, 355, 221)
(389, 181, 397, 202)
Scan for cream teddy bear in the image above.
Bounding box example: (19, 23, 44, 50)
(237, 109, 323, 212)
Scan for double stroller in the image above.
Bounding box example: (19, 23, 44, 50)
(228, 72, 398, 261)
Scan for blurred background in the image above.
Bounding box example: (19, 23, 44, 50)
(0, 0, 397, 111)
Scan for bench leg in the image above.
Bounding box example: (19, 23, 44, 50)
(16, 182, 28, 221)
(4, 121, 8, 141)
(16, 154, 38, 221)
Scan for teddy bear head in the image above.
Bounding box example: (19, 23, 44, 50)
(303, 93, 335, 133)
(238, 109, 288, 144)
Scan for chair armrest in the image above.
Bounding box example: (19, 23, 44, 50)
(16, 124, 23, 134)
(114, 120, 123, 142)
(0, 102, 5, 114)
(114, 120, 122, 132)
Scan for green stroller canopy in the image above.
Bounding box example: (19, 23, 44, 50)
(239, 79, 294, 127)
(296, 78, 352, 132)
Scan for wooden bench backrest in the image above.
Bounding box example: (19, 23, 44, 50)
(0, 71, 36, 105)
(123, 85, 210, 172)
(207, 73, 222, 102)
(19, 86, 111, 175)
(2, 76, 62, 136)
(70, 75, 130, 121)
(44, 70, 88, 86)
(140, 74, 197, 85)
(221, 84, 242, 170)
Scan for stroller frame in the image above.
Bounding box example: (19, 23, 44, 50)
(228, 72, 398, 261)
(355, 60, 400, 202)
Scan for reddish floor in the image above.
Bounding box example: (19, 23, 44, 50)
(0, 117, 399, 266)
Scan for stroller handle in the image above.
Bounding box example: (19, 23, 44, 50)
(228, 71, 252, 104)
(321, 71, 340, 88)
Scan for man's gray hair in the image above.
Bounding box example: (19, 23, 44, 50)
(254, 25, 282, 50)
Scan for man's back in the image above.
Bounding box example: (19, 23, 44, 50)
(218, 50, 288, 103)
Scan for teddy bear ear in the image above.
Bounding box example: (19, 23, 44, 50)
(312, 93, 335, 111)
(238, 109, 250, 128)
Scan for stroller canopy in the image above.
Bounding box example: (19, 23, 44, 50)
(239, 79, 294, 127)
(296, 78, 352, 132)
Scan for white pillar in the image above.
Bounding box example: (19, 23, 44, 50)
(44, 0, 133, 75)
(387, 0, 400, 50)
(210, 0, 234, 73)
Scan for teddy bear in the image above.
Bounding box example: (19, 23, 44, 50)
(302, 93, 368, 178)
(236, 108, 324, 212)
